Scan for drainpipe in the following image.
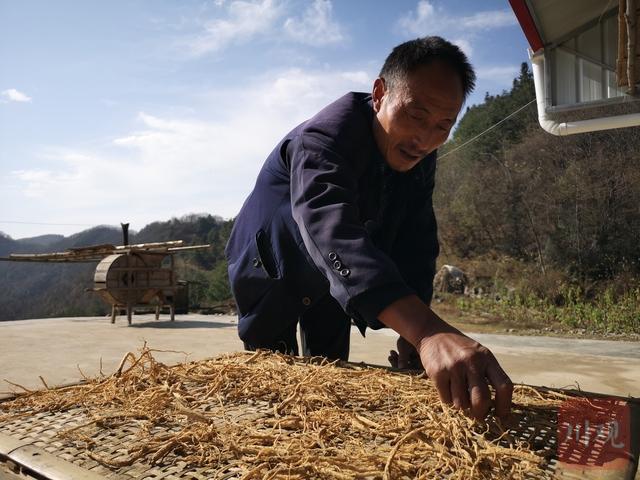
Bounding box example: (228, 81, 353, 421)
(530, 49, 640, 136)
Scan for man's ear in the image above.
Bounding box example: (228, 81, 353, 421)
(372, 77, 386, 112)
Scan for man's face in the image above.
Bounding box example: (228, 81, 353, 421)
(372, 61, 464, 172)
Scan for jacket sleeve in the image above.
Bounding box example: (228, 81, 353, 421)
(288, 132, 414, 328)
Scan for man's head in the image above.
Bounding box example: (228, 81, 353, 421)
(372, 36, 475, 172)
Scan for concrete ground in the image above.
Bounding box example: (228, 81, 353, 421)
(1, 314, 638, 400)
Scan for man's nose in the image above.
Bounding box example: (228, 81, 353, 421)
(412, 127, 436, 153)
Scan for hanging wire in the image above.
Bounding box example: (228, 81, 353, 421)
(439, 98, 537, 160)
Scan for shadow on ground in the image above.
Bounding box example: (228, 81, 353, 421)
(127, 320, 235, 329)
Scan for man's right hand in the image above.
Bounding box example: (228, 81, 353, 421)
(378, 294, 513, 421)
(416, 328, 513, 421)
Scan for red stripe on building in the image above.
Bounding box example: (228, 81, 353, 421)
(509, 0, 544, 51)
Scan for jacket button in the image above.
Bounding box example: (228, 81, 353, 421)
(340, 268, 350, 277)
(302, 297, 312, 306)
(333, 260, 342, 270)
(328, 251, 338, 261)
(252, 257, 262, 268)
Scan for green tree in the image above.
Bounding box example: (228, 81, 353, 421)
(208, 260, 231, 303)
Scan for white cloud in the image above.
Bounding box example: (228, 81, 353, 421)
(284, 0, 345, 46)
(181, 0, 347, 56)
(339, 71, 371, 85)
(4, 68, 375, 229)
(396, 1, 517, 61)
(402, 0, 434, 31)
(1, 88, 32, 103)
(185, 0, 282, 56)
(12, 168, 82, 198)
(460, 10, 517, 30)
(261, 68, 371, 110)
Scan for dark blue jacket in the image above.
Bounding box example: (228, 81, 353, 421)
(225, 92, 439, 345)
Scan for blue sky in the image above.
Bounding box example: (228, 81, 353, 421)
(0, 0, 529, 239)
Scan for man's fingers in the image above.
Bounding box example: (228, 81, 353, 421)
(486, 356, 513, 420)
(415, 333, 510, 418)
(467, 373, 491, 420)
(450, 370, 470, 410)
(433, 374, 452, 406)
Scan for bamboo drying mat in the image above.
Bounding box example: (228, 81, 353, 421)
(0, 348, 638, 479)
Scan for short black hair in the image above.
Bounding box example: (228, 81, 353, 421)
(379, 36, 475, 100)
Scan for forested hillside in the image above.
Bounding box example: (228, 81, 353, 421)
(435, 63, 639, 334)
(437, 63, 640, 284)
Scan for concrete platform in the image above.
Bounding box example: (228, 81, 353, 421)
(1, 314, 638, 399)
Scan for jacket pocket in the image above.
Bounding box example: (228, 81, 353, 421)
(255, 229, 280, 279)
(227, 229, 280, 316)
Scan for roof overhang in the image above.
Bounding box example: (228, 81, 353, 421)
(509, 0, 640, 135)
(509, 0, 615, 50)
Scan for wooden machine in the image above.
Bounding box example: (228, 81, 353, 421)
(0, 224, 210, 324)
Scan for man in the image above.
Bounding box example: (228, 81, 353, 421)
(225, 36, 513, 421)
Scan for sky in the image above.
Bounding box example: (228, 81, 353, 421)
(0, 0, 530, 240)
